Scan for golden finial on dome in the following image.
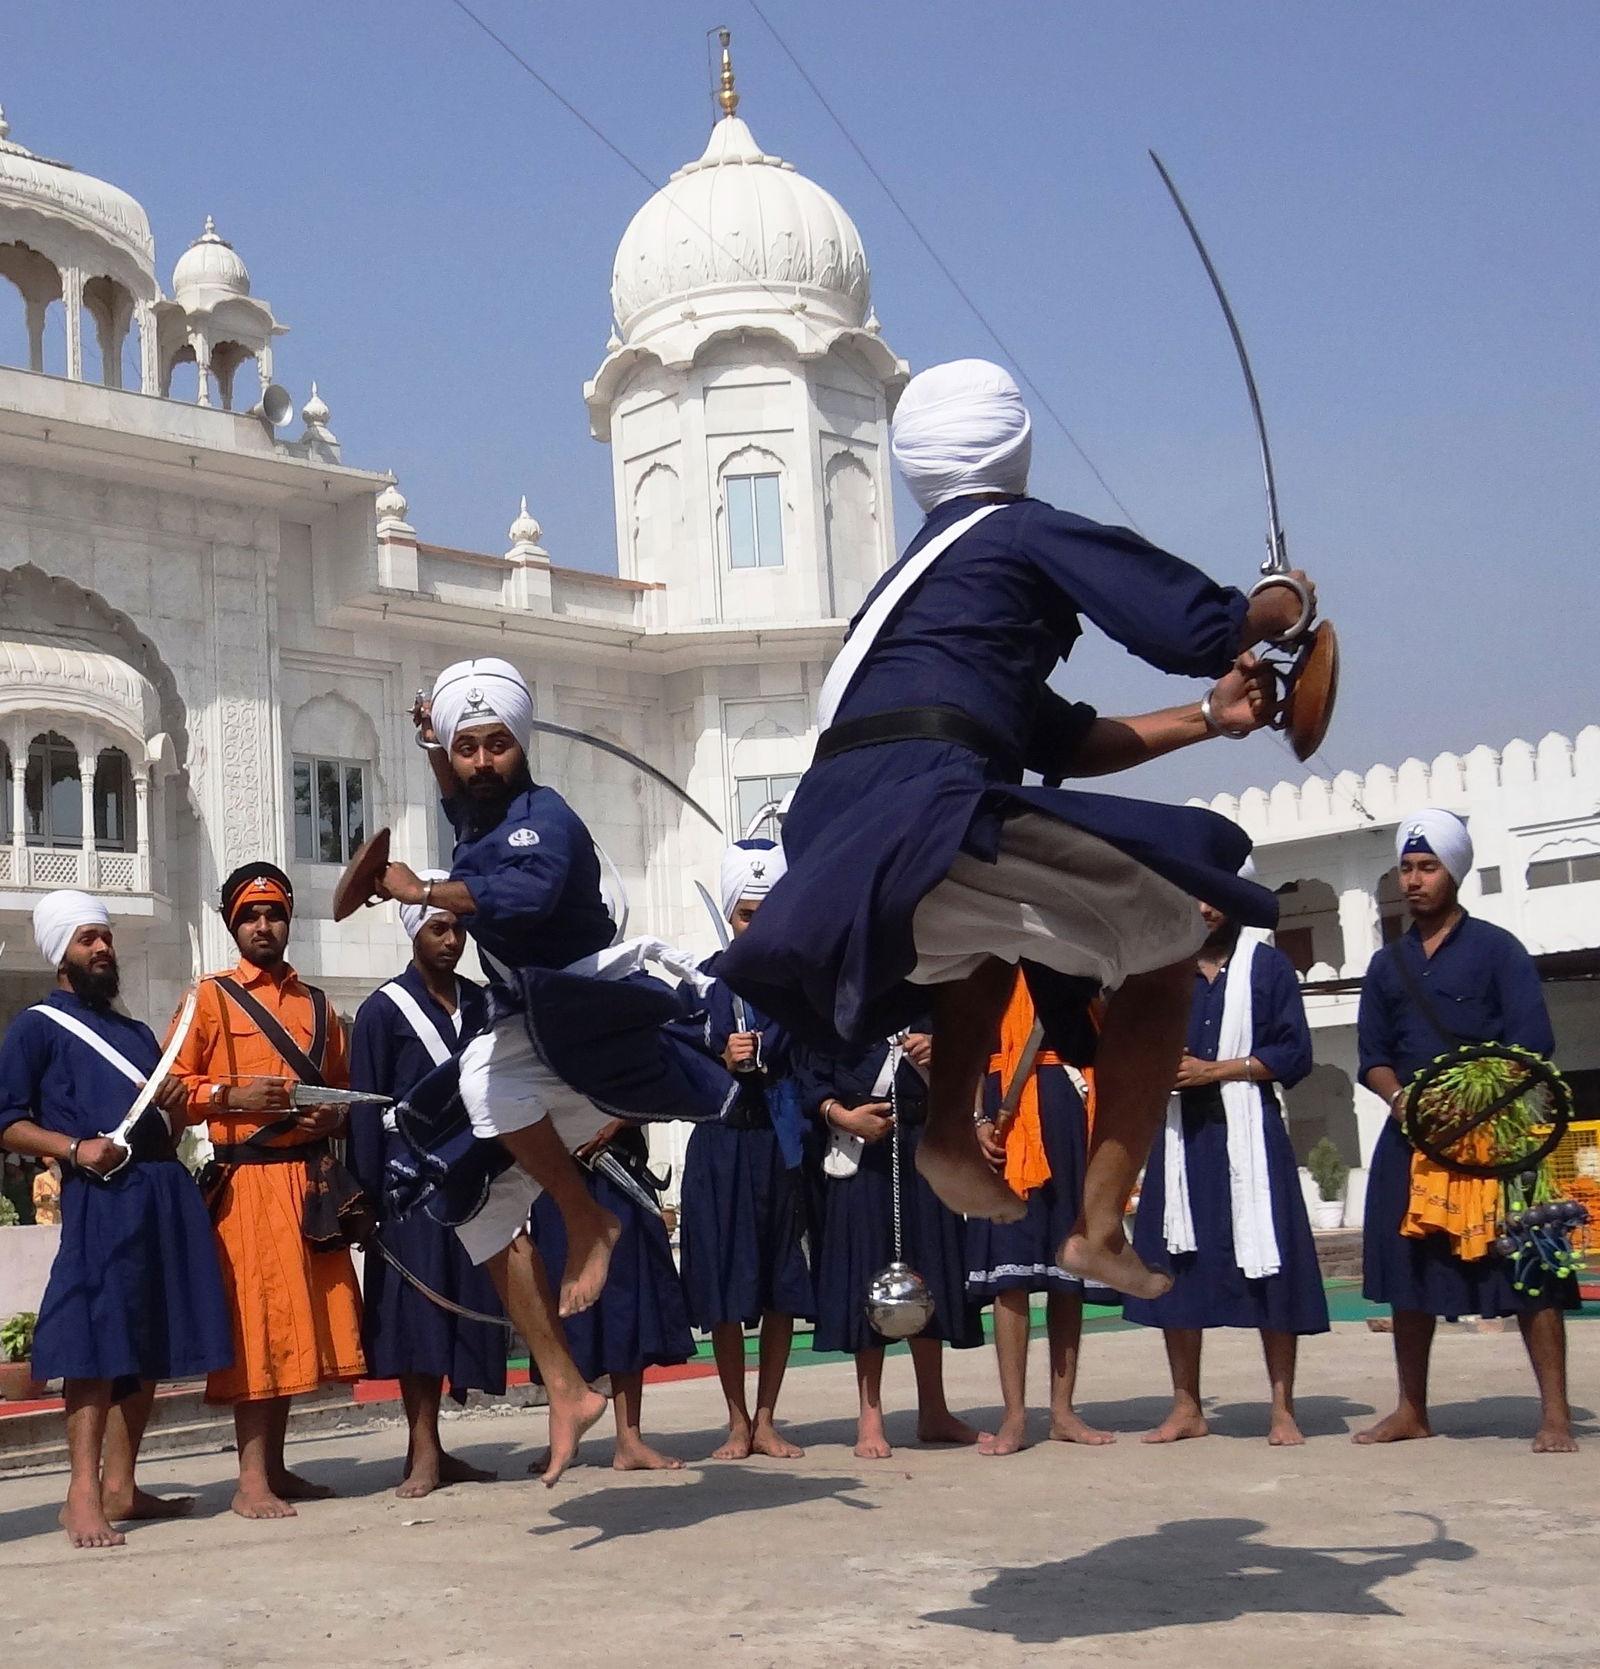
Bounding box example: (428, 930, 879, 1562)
(717, 27, 739, 118)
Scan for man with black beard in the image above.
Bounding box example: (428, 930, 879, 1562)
(0, 891, 231, 1548)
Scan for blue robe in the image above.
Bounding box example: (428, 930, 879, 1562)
(1125, 944, 1329, 1335)
(678, 965, 815, 1329)
(528, 1128, 694, 1383)
(798, 1036, 983, 1356)
(348, 968, 506, 1397)
(0, 992, 231, 1396)
(386, 782, 736, 1227)
(1358, 913, 1576, 1317)
(719, 497, 1277, 1049)
(965, 1060, 1089, 1299)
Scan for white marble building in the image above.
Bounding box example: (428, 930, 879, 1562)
(1196, 729, 1600, 1211)
(0, 51, 903, 1171)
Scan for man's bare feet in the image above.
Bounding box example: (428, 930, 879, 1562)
(101, 1483, 196, 1522)
(61, 1486, 127, 1549)
(916, 1138, 1027, 1223)
(1268, 1414, 1306, 1447)
(711, 1417, 754, 1461)
(613, 1439, 684, 1472)
(541, 1385, 608, 1487)
(854, 1420, 893, 1461)
(231, 1481, 297, 1520)
(1533, 1423, 1579, 1454)
(1141, 1407, 1210, 1444)
(750, 1418, 805, 1459)
(270, 1469, 335, 1501)
(397, 1451, 497, 1498)
(1049, 1411, 1117, 1446)
(979, 1411, 1029, 1456)
(1057, 1232, 1173, 1302)
(1352, 1409, 1433, 1445)
(917, 1410, 984, 1445)
(559, 1208, 622, 1318)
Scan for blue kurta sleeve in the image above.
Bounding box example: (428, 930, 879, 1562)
(0, 1017, 44, 1141)
(462, 816, 574, 937)
(1250, 947, 1313, 1088)
(1025, 689, 1100, 784)
(346, 998, 392, 1192)
(794, 1048, 837, 1119)
(1021, 502, 1250, 678)
(1356, 951, 1401, 1090)
(1491, 931, 1555, 1057)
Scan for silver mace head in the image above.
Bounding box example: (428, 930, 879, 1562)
(864, 1261, 936, 1340)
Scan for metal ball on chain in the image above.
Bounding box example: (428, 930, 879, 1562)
(863, 1035, 936, 1341)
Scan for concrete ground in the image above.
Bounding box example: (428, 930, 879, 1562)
(1, 1319, 1595, 1668)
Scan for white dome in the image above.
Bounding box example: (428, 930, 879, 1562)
(172, 216, 251, 296)
(0, 105, 155, 287)
(0, 634, 160, 740)
(610, 112, 870, 344)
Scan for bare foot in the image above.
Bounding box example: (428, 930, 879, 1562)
(979, 1412, 1029, 1456)
(61, 1487, 127, 1549)
(542, 1386, 608, 1487)
(1268, 1415, 1306, 1447)
(1352, 1409, 1433, 1445)
(1057, 1232, 1173, 1302)
(711, 1420, 754, 1461)
(915, 1137, 1027, 1223)
(1141, 1408, 1210, 1444)
(918, 1410, 984, 1446)
(397, 1452, 497, 1499)
(613, 1439, 684, 1472)
(270, 1469, 335, 1501)
(102, 1483, 196, 1522)
(854, 1426, 893, 1460)
(559, 1207, 622, 1318)
(1049, 1411, 1117, 1446)
(1533, 1423, 1579, 1454)
(750, 1420, 805, 1459)
(231, 1482, 297, 1520)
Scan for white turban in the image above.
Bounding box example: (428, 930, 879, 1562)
(1397, 809, 1473, 885)
(34, 890, 110, 968)
(431, 657, 533, 750)
(890, 358, 1033, 514)
(399, 869, 453, 941)
(720, 839, 787, 921)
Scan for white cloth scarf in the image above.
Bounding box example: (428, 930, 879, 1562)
(1161, 936, 1281, 1280)
(890, 358, 1033, 513)
(1396, 807, 1472, 885)
(431, 657, 534, 750)
(34, 890, 110, 967)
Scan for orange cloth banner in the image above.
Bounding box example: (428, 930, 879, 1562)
(1403, 1127, 1499, 1262)
(988, 974, 1057, 1198)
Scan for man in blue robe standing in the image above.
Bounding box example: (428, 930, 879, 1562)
(1357, 809, 1577, 1452)
(0, 891, 231, 1548)
(349, 873, 505, 1498)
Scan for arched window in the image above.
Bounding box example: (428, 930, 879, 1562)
(24, 732, 81, 848)
(94, 747, 134, 851)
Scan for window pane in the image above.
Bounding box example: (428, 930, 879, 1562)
(316, 759, 341, 864)
(46, 741, 81, 848)
(1478, 865, 1502, 896)
(1526, 859, 1565, 891)
(736, 776, 770, 834)
(0, 745, 8, 840)
(752, 474, 783, 568)
(24, 749, 44, 839)
(771, 772, 800, 805)
(1572, 853, 1600, 884)
(292, 760, 314, 863)
(94, 750, 130, 849)
(344, 764, 366, 855)
(726, 475, 757, 569)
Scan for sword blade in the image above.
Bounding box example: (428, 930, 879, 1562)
(996, 1018, 1048, 1123)
(693, 880, 751, 1036)
(287, 1084, 395, 1108)
(1149, 150, 1288, 576)
(529, 716, 723, 835)
(586, 1148, 664, 1220)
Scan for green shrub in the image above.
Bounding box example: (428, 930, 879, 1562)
(1, 1312, 37, 1364)
(0, 1195, 17, 1228)
(1307, 1137, 1349, 1204)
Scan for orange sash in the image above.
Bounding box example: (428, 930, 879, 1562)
(1403, 1128, 1498, 1262)
(988, 975, 1058, 1197)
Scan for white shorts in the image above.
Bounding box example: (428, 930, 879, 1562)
(452, 1019, 610, 1264)
(909, 812, 1207, 992)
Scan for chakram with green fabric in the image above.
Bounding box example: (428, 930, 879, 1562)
(1402, 1041, 1587, 1294)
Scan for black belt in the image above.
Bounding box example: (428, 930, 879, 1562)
(813, 705, 1020, 774)
(212, 1138, 328, 1167)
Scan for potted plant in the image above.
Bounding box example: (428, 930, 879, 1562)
(0, 1311, 43, 1401)
(1306, 1138, 1349, 1231)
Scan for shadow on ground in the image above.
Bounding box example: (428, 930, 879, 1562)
(530, 1464, 875, 1549)
(1422, 1397, 1596, 1441)
(924, 1513, 1475, 1644)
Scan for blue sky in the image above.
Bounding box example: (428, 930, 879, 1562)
(6, 2, 1596, 802)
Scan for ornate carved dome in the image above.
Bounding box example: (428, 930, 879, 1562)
(171, 216, 251, 298)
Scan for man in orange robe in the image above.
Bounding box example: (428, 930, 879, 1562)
(172, 862, 365, 1519)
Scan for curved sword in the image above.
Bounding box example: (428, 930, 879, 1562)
(527, 716, 723, 836)
(1149, 150, 1287, 579)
